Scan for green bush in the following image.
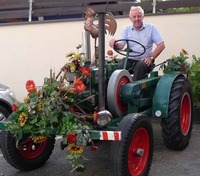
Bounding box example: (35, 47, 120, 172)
(188, 55, 200, 108)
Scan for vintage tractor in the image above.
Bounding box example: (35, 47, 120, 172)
(0, 10, 193, 176)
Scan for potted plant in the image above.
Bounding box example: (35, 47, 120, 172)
(188, 55, 200, 121)
(64, 44, 86, 82)
(160, 49, 190, 75)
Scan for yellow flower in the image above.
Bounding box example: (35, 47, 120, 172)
(67, 143, 84, 154)
(73, 54, 81, 61)
(69, 63, 76, 72)
(18, 112, 28, 127)
(32, 135, 47, 144)
(37, 101, 43, 111)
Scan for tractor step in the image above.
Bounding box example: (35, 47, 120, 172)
(90, 130, 121, 141)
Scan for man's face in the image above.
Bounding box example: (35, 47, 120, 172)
(129, 10, 144, 30)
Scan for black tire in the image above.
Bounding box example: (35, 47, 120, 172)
(0, 105, 11, 121)
(0, 105, 12, 146)
(161, 76, 193, 150)
(111, 113, 154, 176)
(1, 130, 55, 171)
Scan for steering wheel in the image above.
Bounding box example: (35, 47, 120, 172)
(113, 39, 146, 57)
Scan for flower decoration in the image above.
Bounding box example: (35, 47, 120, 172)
(107, 50, 113, 56)
(26, 80, 36, 93)
(64, 44, 85, 73)
(73, 80, 86, 93)
(105, 49, 118, 63)
(18, 112, 28, 127)
(59, 44, 91, 84)
(80, 67, 90, 77)
(160, 49, 190, 74)
(12, 104, 18, 111)
(66, 133, 78, 143)
(3, 45, 98, 173)
(67, 144, 84, 155)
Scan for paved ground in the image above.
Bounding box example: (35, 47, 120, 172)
(0, 118, 200, 176)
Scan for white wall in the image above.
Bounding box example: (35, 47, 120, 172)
(0, 13, 200, 101)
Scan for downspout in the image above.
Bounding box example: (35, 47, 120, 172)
(28, 0, 33, 22)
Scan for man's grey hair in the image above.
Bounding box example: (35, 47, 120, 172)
(129, 6, 144, 17)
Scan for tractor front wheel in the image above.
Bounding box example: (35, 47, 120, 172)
(161, 76, 193, 150)
(111, 113, 154, 176)
(1, 130, 55, 171)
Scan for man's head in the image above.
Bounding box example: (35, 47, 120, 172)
(129, 6, 144, 30)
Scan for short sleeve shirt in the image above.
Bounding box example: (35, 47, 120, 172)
(119, 23, 164, 60)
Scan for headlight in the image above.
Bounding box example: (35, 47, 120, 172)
(97, 110, 112, 127)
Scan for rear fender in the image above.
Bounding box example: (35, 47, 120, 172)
(152, 73, 184, 118)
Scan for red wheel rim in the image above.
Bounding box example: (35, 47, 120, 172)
(18, 137, 47, 159)
(180, 92, 191, 135)
(128, 127, 150, 176)
(116, 76, 131, 113)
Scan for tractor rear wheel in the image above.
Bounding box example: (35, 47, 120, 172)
(1, 130, 55, 171)
(111, 113, 154, 176)
(161, 76, 193, 150)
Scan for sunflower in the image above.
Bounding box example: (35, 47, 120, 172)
(32, 135, 47, 144)
(182, 49, 188, 55)
(18, 112, 28, 127)
(37, 101, 43, 111)
(67, 143, 84, 154)
(73, 80, 86, 93)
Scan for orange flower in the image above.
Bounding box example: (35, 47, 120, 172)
(26, 80, 36, 93)
(73, 80, 86, 93)
(107, 50, 113, 56)
(80, 67, 90, 77)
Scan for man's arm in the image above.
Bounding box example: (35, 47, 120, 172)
(150, 42, 165, 60)
(143, 42, 165, 66)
